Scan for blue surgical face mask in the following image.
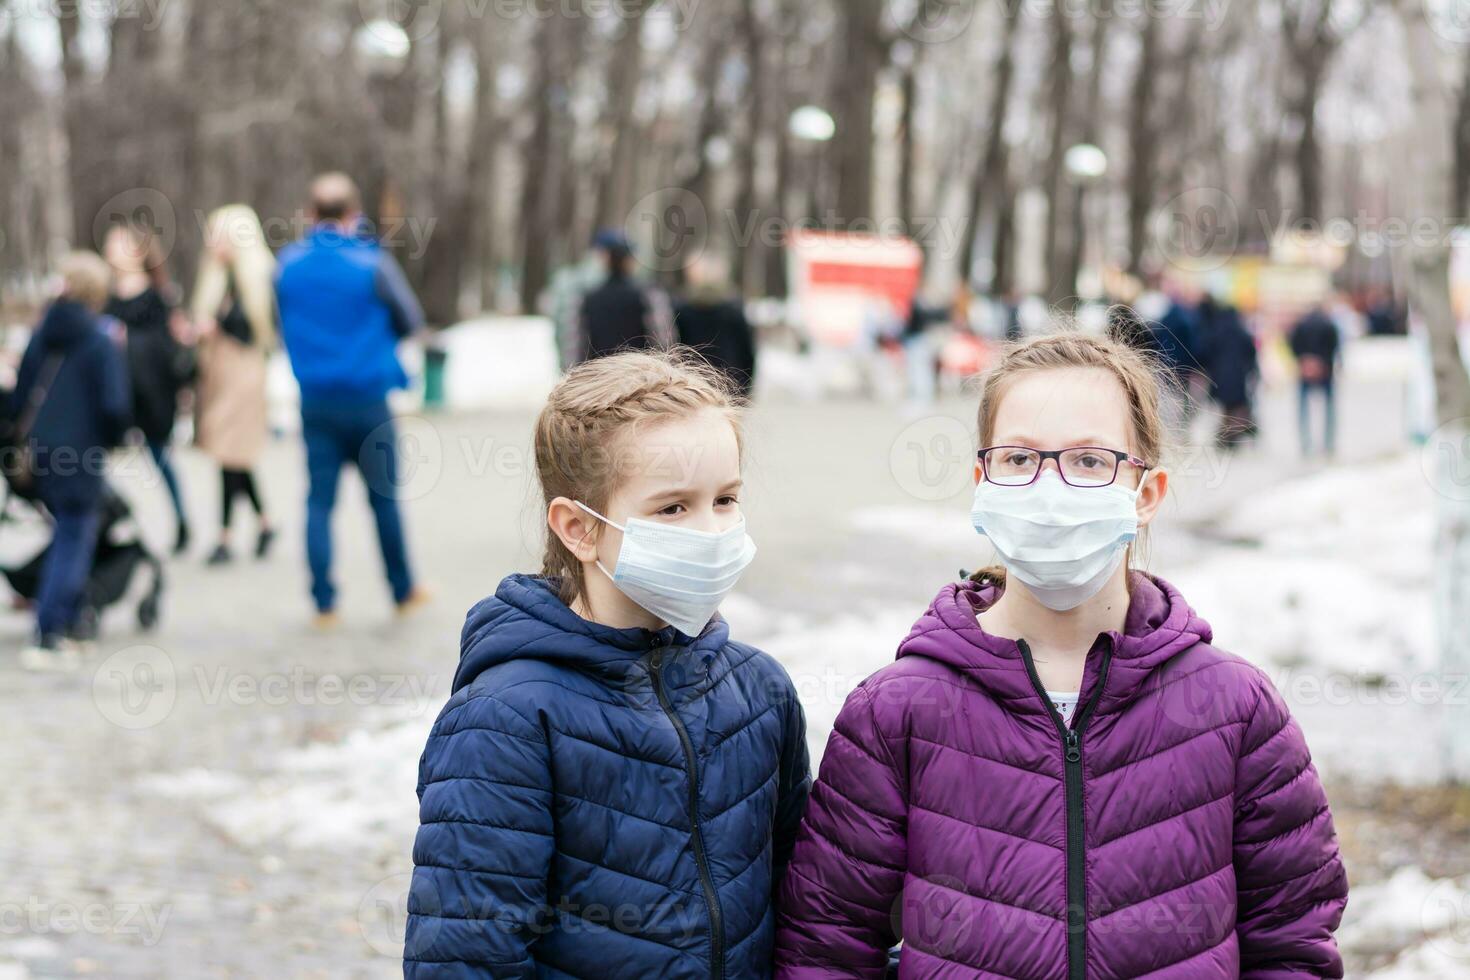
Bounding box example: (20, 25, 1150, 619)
(574, 502, 757, 637)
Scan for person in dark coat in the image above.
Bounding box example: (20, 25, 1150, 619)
(673, 257, 757, 398)
(1289, 304, 1342, 457)
(1199, 296, 1258, 449)
(103, 221, 192, 553)
(9, 253, 131, 668)
(577, 237, 673, 362)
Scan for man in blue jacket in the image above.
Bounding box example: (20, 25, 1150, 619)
(275, 173, 428, 625)
(10, 253, 131, 668)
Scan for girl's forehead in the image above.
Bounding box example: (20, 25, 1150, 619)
(991, 368, 1134, 445)
(611, 410, 741, 491)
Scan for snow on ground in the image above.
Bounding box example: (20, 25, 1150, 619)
(141, 708, 430, 854)
(1171, 453, 1434, 678)
(1339, 866, 1470, 977)
(1169, 453, 1449, 785)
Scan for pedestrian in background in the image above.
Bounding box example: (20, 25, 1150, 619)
(10, 253, 131, 669)
(1289, 303, 1342, 457)
(1199, 294, 1259, 450)
(674, 255, 757, 399)
(190, 205, 277, 565)
(576, 232, 673, 362)
(103, 221, 192, 554)
(274, 172, 429, 627)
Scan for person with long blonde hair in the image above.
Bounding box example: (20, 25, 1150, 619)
(190, 205, 276, 564)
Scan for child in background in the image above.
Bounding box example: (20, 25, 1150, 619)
(407, 350, 809, 979)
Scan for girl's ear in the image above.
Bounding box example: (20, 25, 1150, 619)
(547, 497, 601, 562)
(1135, 468, 1168, 527)
(973, 460, 984, 485)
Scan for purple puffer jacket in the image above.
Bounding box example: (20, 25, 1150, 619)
(776, 573, 1348, 979)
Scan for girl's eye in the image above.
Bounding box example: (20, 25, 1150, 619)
(716, 495, 739, 507)
(1075, 453, 1106, 469)
(658, 503, 686, 517)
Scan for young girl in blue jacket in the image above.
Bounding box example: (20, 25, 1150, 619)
(406, 350, 810, 979)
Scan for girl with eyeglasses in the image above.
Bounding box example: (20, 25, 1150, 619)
(776, 332, 1347, 979)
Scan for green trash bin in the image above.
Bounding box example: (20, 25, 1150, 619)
(423, 344, 448, 411)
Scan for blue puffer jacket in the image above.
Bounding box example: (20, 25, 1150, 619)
(406, 574, 810, 979)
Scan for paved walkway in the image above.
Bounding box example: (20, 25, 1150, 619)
(0, 365, 1417, 978)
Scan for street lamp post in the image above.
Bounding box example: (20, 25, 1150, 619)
(1064, 143, 1109, 305)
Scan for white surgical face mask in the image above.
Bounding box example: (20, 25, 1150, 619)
(574, 502, 757, 637)
(970, 470, 1147, 611)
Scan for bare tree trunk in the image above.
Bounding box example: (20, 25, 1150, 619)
(1454, 48, 1470, 221)
(730, 0, 766, 295)
(593, 15, 647, 232)
(465, 16, 501, 310)
(959, 11, 1019, 289)
(1041, 13, 1075, 305)
(1125, 13, 1159, 276)
(1399, 0, 1470, 782)
(832, 0, 884, 224)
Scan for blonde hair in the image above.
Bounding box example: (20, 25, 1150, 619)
(59, 251, 112, 311)
(972, 327, 1174, 588)
(191, 205, 277, 348)
(535, 349, 742, 605)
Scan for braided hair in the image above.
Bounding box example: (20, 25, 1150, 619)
(534, 348, 743, 605)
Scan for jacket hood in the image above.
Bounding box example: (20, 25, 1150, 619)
(38, 299, 100, 350)
(897, 571, 1212, 716)
(453, 573, 732, 694)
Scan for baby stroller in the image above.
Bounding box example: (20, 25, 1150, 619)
(1, 482, 164, 635)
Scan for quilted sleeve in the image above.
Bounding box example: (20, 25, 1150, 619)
(404, 691, 554, 979)
(776, 684, 907, 979)
(1233, 674, 1349, 978)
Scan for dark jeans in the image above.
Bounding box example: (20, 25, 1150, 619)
(36, 503, 101, 638)
(301, 398, 414, 612)
(147, 440, 187, 530)
(1298, 379, 1336, 456)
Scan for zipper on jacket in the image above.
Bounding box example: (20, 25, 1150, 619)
(649, 641, 726, 980)
(1017, 637, 1113, 980)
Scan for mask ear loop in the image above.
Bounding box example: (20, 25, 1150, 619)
(572, 501, 622, 583)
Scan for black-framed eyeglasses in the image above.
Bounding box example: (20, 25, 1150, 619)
(977, 446, 1149, 488)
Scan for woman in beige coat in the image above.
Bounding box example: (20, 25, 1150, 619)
(190, 205, 277, 565)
